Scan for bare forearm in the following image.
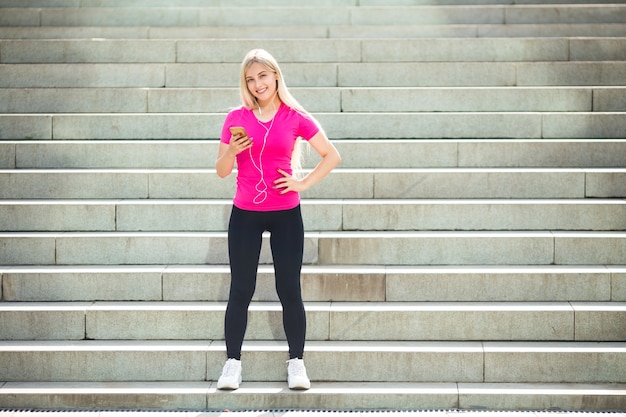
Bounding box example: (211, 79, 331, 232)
(215, 141, 238, 178)
(301, 151, 341, 190)
(216, 150, 236, 178)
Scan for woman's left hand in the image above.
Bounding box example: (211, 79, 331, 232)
(274, 169, 307, 194)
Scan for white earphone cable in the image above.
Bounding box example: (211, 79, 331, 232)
(249, 116, 275, 204)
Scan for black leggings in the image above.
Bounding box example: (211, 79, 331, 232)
(224, 205, 306, 360)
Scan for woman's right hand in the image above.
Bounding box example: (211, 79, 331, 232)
(216, 133, 252, 178)
(229, 132, 253, 155)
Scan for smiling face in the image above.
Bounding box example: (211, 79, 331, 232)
(245, 61, 279, 107)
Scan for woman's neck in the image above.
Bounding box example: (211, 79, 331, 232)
(255, 97, 281, 122)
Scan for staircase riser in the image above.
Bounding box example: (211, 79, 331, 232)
(2, 6, 626, 27)
(375, 171, 591, 199)
(388, 271, 625, 303)
(4, 87, 626, 113)
(2, 171, 624, 199)
(322, 113, 626, 140)
(2, 201, 625, 232)
(320, 234, 626, 266)
(3, 113, 626, 140)
(340, 62, 626, 88)
(2, 306, 624, 341)
(343, 203, 626, 231)
(457, 388, 626, 413)
(484, 351, 626, 383)
(2, 270, 166, 302)
(1, 233, 625, 266)
(0, 144, 13, 168)
(0, 0, 356, 6)
(2, 38, 626, 63)
(343, 88, 596, 113)
(2, 0, 625, 7)
(1, 348, 624, 383)
(368, 38, 626, 62)
(3, 268, 623, 302)
(3, 140, 625, 169)
(4, 23, 626, 40)
(0, 386, 209, 412)
(4, 63, 626, 89)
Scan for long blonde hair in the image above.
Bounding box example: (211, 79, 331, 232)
(239, 49, 321, 176)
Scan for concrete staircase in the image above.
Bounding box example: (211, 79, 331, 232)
(1, 0, 625, 412)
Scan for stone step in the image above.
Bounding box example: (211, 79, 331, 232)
(2, 5, 626, 27)
(1, 0, 624, 413)
(4, 62, 626, 89)
(341, 62, 626, 88)
(2, 0, 352, 6)
(3, 0, 626, 7)
(2, 87, 626, 113)
(2, 38, 625, 63)
(3, 265, 624, 303)
(1, 199, 625, 232)
(1, 231, 624, 266)
(2, 140, 624, 169)
(317, 231, 626, 266)
(0, 63, 624, 92)
(0, 301, 624, 342)
(445, 23, 626, 38)
(3, 0, 625, 7)
(3, 24, 626, 40)
(2, 113, 626, 140)
(0, 340, 624, 384)
(1, 168, 624, 199)
(0, 381, 625, 412)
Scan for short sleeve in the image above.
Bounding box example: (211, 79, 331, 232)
(297, 110, 320, 141)
(220, 111, 236, 144)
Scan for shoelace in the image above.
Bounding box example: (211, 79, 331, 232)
(221, 359, 240, 377)
(288, 359, 307, 377)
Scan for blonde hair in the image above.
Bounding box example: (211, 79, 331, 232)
(239, 49, 321, 176)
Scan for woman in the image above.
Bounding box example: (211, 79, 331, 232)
(215, 49, 341, 390)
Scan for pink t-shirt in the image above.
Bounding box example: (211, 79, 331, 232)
(220, 103, 320, 211)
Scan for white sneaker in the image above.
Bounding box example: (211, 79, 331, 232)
(217, 358, 242, 390)
(287, 358, 310, 390)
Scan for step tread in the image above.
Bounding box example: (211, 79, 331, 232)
(1, 380, 624, 394)
(1, 381, 624, 412)
(2, 300, 624, 309)
(3, 264, 625, 273)
(2, 340, 625, 350)
(2, 0, 626, 6)
(3, 167, 625, 173)
(2, 300, 624, 307)
(0, 198, 625, 203)
(3, 230, 624, 236)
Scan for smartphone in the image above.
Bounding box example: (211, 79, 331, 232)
(229, 126, 247, 137)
